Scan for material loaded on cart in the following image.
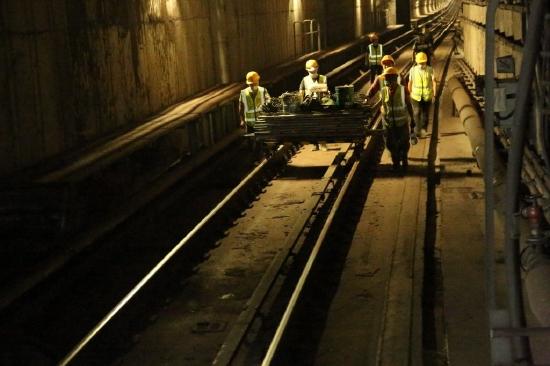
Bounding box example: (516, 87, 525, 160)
(254, 85, 374, 144)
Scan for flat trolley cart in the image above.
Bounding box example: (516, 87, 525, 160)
(253, 108, 374, 146)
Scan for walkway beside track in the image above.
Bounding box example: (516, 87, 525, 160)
(310, 36, 493, 365)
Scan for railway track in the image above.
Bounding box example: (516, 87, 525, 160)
(0, 9, 460, 366)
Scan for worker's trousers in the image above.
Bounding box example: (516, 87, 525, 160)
(384, 123, 410, 165)
(410, 99, 432, 133)
(245, 123, 265, 161)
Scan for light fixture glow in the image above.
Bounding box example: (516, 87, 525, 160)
(355, 0, 363, 38)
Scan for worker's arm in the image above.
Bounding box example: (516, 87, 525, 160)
(405, 89, 415, 126)
(407, 76, 413, 94)
(432, 74, 437, 102)
(404, 90, 417, 145)
(366, 76, 381, 99)
(299, 78, 306, 99)
(238, 92, 245, 127)
(238, 102, 245, 127)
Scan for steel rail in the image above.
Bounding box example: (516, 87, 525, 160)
(261, 115, 382, 366)
(260, 19, 458, 364)
(58, 145, 288, 366)
(212, 141, 359, 366)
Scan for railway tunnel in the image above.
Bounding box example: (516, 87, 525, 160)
(1, 0, 550, 365)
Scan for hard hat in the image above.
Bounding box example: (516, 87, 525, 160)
(382, 66, 399, 76)
(305, 59, 319, 71)
(415, 52, 428, 64)
(246, 71, 260, 84)
(369, 32, 379, 41)
(381, 55, 395, 66)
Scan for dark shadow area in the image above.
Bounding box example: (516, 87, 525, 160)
(278, 166, 329, 180)
(439, 156, 477, 163)
(440, 170, 484, 178)
(422, 37, 455, 366)
(440, 131, 467, 137)
(271, 136, 384, 365)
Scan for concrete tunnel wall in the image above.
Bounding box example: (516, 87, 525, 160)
(1, 0, 403, 178)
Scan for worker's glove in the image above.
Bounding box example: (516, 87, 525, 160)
(410, 132, 419, 145)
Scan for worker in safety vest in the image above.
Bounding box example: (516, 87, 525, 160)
(300, 59, 329, 151)
(239, 71, 270, 160)
(365, 32, 384, 84)
(380, 67, 416, 172)
(299, 59, 328, 99)
(407, 52, 436, 138)
(365, 54, 403, 99)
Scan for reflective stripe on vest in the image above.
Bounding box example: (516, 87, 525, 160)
(368, 44, 383, 65)
(302, 74, 327, 96)
(381, 85, 408, 127)
(241, 87, 267, 124)
(410, 66, 433, 102)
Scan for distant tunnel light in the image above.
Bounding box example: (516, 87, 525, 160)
(166, 0, 180, 17)
(148, 0, 180, 18)
(291, 0, 303, 22)
(355, 0, 363, 38)
(148, 0, 162, 17)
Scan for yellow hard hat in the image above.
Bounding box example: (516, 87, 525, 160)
(305, 59, 319, 71)
(246, 71, 260, 84)
(415, 52, 428, 64)
(382, 66, 399, 76)
(369, 32, 379, 41)
(381, 55, 395, 66)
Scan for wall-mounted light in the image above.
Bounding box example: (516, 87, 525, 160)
(355, 0, 363, 38)
(291, 0, 303, 22)
(166, 0, 180, 17)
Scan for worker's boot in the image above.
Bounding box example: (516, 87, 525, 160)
(410, 132, 418, 145)
(401, 156, 408, 173)
(392, 156, 400, 171)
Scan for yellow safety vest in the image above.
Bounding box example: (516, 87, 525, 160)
(301, 74, 327, 96)
(381, 85, 408, 127)
(368, 44, 383, 66)
(410, 65, 434, 102)
(240, 87, 268, 126)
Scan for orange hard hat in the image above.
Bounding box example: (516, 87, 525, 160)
(381, 55, 395, 66)
(246, 71, 260, 84)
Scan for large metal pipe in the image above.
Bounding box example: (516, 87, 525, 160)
(483, 1, 499, 352)
(448, 75, 550, 337)
(502, 0, 545, 361)
(447, 77, 507, 212)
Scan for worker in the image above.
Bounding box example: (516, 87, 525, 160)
(299, 59, 328, 99)
(364, 54, 402, 99)
(412, 25, 434, 65)
(380, 67, 416, 172)
(239, 71, 271, 161)
(407, 52, 436, 138)
(299, 59, 328, 151)
(365, 32, 384, 84)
